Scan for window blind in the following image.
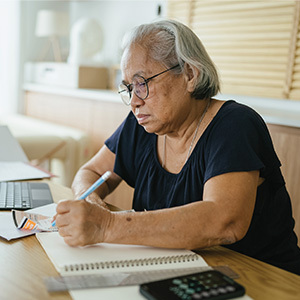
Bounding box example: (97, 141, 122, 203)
(288, 1, 300, 100)
(167, 0, 300, 101)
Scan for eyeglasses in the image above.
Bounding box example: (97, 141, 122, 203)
(118, 64, 180, 105)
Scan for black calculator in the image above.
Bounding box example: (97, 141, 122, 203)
(139, 270, 245, 300)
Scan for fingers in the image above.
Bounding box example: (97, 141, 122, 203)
(55, 201, 85, 246)
(51, 199, 71, 226)
(55, 199, 81, 228)
(56, 199, 72, 214)
(55, 199, 109, 247)
(62, 236, 80, 247)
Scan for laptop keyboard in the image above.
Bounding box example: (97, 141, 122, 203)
(0, 182, 31, 209)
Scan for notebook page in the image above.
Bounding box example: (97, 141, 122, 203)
(36, 232, 208, 276)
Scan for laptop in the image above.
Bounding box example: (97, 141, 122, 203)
(0, 181, 53, 210)
(0, 125, 53, 210)
(0, 125, 28, 162)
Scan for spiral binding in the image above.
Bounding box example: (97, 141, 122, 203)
(63, 253, 200, 273)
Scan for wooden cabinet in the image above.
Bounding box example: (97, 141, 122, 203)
(24, 90, 130, 153)
(24, 89, 134, 210)
(267, 124, 300, 244)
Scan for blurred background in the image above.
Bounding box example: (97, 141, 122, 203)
(0, 0, 166, 114)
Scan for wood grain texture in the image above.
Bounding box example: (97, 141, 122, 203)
(0, 235, 71, 300)
(267, 124, 300, 245)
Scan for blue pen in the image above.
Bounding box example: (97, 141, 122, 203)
(52, 171, 112, 227)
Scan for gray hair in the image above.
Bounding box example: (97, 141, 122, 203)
(121, 19, 220, 100)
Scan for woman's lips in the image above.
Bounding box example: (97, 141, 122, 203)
(136, 114, 150, 124)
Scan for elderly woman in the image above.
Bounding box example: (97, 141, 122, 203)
(55, 19, 300, 275)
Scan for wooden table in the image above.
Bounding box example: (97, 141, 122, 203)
(1, 181, 300, 300)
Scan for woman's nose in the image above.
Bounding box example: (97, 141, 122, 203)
(130, 92, 145, 108)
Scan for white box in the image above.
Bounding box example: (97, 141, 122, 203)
(24, 62, 108, 89)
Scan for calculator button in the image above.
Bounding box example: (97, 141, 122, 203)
(201, 291, 210, 298)
(226, 285, 236, 292)
(218, 287, 227, 294)
(172, 279, 182, 285)
(186, 288, 195, 294)
(210, 289, 219, 296)
(192, 293, 202, 299)
(177, 290, 185, 297)
(179, 283, 189, 290)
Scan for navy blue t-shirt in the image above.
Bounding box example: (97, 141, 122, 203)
(105, 100, 300, 274)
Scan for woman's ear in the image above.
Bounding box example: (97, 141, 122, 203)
(184, 64, 199, 93)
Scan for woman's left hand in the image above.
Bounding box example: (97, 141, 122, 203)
(55, 199, 113, 247)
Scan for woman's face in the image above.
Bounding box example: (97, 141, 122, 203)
(121, 44, 192, 135)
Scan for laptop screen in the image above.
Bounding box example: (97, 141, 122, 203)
(0, 125, 28, 162)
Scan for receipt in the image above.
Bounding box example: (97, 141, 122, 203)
(12, 210, 57, 232)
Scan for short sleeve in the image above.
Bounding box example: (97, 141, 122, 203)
(203, 103, 281, 183)
(105, 118, 126, 154)
(104, 112, 134, 186)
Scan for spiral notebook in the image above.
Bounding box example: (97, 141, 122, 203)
(36, 232, 208, 277)
(36, 233, 254, 300)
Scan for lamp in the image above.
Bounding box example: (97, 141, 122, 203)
(35, 10, 69, 62)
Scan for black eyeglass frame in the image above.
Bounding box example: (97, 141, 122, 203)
(118, 64, 180, 105)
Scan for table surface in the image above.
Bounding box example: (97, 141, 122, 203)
(1, 181, 300, 300)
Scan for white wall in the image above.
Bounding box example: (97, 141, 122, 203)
(21, 0, 70, 62)
(69, 0, 166, 65)
(22, 0, 166, 63)
(1, 0, 166, 114)
(0, 1, 21, 115)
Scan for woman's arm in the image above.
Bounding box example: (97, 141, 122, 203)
(106, 170, 259, 249)
(56, 170, 259, 248)
(71, 145, 122, 204)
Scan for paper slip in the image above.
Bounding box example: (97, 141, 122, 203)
(0, 203, 57, 240)
(12, 209, 58, 232)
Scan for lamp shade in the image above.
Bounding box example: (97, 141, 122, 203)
(35, 10, 69, 37)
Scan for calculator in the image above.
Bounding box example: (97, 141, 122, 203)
(139, 269, 245, 300)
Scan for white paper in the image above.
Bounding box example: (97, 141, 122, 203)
(0, 212, 37, 240)
(0, 203, 57, 240)
(70, 288, 253, 300)
(0, 161, 51, 181)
